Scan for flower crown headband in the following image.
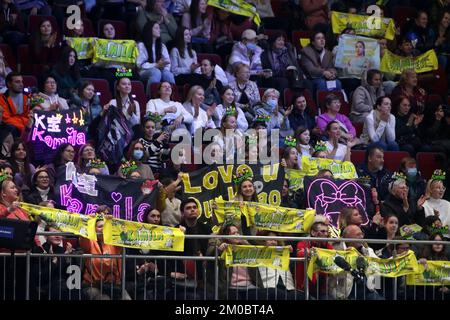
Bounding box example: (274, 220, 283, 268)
(0, 169, 10, 184)
(431, 169, 446, 181)
(115, 67, 133, 78)
(254, 114, 270, 123)
(86, 158, 107, 169)
(314, 141, 327, 153)
(233, 168, 253, 185)
(284, 136, 297, 147)
(145, 112, 163, 123)
(225, 105, 237, 117)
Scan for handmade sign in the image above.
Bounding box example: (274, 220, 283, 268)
(307, 247, 360, 280)
(103, 218, 185, 251)
(334, 34, 380, 78)
(221, 245, 290, 271)
(65, 37, 95, 60)
(305, 176, 371, 228)
(207, 0, 261, 26)
(182, 163, 284, 220)
(55, 162, 159, 221)
(399, 224, 423, 240)
(380, 49, 439, 74)
(92, 38, 138, 65)
(407, 261, 450, 286)
(365, 250, 419, 277)
(331, 11, 396, 40)
(285, 169, 303, 191)
(21, 202, 97, 240)
(29, 108, 87, 164)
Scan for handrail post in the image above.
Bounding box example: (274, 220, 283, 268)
(304, 248, 309, 301)
(25, 250, 31, 300)
(121, 248, 126, 300)
(214, 244, 219, 300)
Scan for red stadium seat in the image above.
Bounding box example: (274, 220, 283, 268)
(270, 0, 290, 18)
(392, 6, 417, 30)
(63, 17, 96, 37)
(81, 78, 112, 105)
(383, 151, 410, 172)
(426, 94, 443, 106)
(22, 75, 38, 90)
(263, 29, 288, 41)
(130, 80, 147, 119)
(0, 44, 16, 71)
(353, 122, 364, 138)
(229, 19, 254, 41)
(416, 152, 447, 180)
(17, 44, 31, 74)
(98, 19, 128, 39)
(197, 53, 222, 67)
(350, 150, 365, 166)
(291, 30, 314, 52)
(284, 88, 317, 116)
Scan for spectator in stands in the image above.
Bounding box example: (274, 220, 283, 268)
(159, 176, 182, 226)
(137, 21, 175, 89)
(368, 213, 400, 253)
(360, 96, 398, 151)
(261, 32, 308, 95)
(300, 31, 341, 93)
(170, 27, 199, 85)
(182, 85, 216, 135)
(316, 94, 356, 142)
(296, 220, 333, 299)
(69, 81, 102, 131)
(254, 88, 293, 139)
(403, 10, 436, 54)
(145, 81, 193, 129)
(419, 103, 450, 156)
(229, 63, 260, 123)
(338, 206, 363, 231)
(9, 139, 35, 192)
(0, 72, 31, 134)
(104, 77, 141, 128)
(29, 19, 61, 75)
(356, 146, 391, 201)
(399, 157, 426, 204)
(212, 107, 244, 163)
(139, 116, 170, 174)
(394, 96, 424, 156)
(121, 140, 155, 179)
(381, 177, 425, 227)
(14, 0, 51, 18)
(395, 37, 421, 58)
(324, 121, 358, 162)
(0, 106, 15, 159)
(390, 69, 427, 114)
(433, 11, 450, 70)
(23, 167, 54, 204)
(47, 143, 76, 183)
(50, 46, 81, 99)
(281, 146, 300, 170)
(289, 94, 315, 132)
(213, 86, 248, 131)
(350, 69, 385, 124)
(295, 126, 313, 158)
(36, 75, 70, 111)
(80, 214, 131, 300)
(300, 0, 329, 30)
(422, 174, 450, 232)
(66, 18, 85, 37)
(0, 0, 26, 51)
(227, 29, 267, 82)
(0, 49, 12, 93)
(173, 0, 191, 15)
(209, 8, 234, 61)
(136, 0, 178, 44)
(194, 59, 224, 105)
(181, 0, 212, 52)
(77, 143, 110, 175)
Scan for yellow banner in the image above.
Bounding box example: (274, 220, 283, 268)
(103, 218, 185, 252)
(207, 0, 261, 26)
(285, 169, 303, 191)
(92, 38, 138, 65)
(20, 202, 97, 240)
(300, 38, 310, 48)
(307, 247, 360, 280)
(365, 250, 419, 277)
(399, 224, 422, 240)
(331, 11, 396, 40)
(221, 245, 290, 271)
(66, 37, 95, 60)
(213, 197, 243, 226)
(380, 49, 439, 74)
(244, 202, 315, 234)
(407, 261, 450, 286)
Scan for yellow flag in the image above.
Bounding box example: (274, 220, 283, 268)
(380, 49, 439, 74)
(331, 11, 396, 40)
(103, 218, 185, 252)
(66, 37, 95, 60)
(406, 261, 450, 286)
(20, 202, 97, 240)
(285, 168, 303, 191)
(221, 245, 290, 271)
(301, 156, 357, 181)
(365, 250, 419, 277)
(207, 0, 261, 26)
(92, 38, 138, 65)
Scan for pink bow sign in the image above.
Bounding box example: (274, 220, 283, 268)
(306, 178, 370, 228)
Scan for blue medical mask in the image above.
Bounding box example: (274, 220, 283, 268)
(246, 42, 257, 51)
(406, 168, 417, 178)
(266, 98, 278, 110)
(133, 150, 144, 160)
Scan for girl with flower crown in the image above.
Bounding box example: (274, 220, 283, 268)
(213, 86, 248, 131)
(281, 136, 300, 170)
(422, 171, 450, 236)
(212, 106, 244, 164)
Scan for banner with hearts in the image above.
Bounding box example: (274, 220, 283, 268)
(55, 162, 159, 221)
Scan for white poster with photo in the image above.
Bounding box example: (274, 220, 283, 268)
(335, 35, 380, 78)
